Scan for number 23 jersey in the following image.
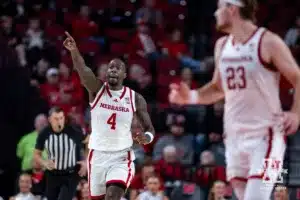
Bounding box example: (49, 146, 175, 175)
(89, 83, 136, 151)
(218, 27, 282, 135)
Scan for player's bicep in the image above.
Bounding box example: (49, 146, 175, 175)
(270, 35, 300, 86)
(135, 93, 155, 133)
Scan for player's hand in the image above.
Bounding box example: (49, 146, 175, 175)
(63, 32, 77, 51)
(168, 82, 191, 105)
(134, 132, 151, 145)
(77, 161, 87, 177)
(43, 160, 56, 170)
(281, 112, 300, 135)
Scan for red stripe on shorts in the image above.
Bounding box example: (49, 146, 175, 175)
(248, 128, 273, 179)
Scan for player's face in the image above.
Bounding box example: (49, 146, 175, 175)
(146, 177, 160, 193)
(106, 60, 127, 86)
(49, 111, 65, 132)
(215, 0, 233, 32)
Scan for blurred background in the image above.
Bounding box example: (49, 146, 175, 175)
(0, 0, 299, 199)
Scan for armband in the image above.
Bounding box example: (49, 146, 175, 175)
(144, 132, 154, 144)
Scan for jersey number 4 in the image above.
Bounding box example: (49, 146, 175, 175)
(226, 66, 247, 90)
(107, 113, 117, 130)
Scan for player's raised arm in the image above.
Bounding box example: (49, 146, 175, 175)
(63, 32, 102, 93)
(134, 93, 155, 145)
(265, 32, 300, 133)
(169, 37, 226, 105)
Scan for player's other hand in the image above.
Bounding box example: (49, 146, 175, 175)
(279, 112, 300, 135)
(43, 160, 56, 170)
(77, 161, 87, 177)
(63, 32, 77, 51)
(133, 132, 151, 145)
(168, 82, 191, 105)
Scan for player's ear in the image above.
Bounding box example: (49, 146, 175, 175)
(124, 72, 127, 79)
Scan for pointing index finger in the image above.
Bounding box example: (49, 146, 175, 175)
(65, 31, 73, 39)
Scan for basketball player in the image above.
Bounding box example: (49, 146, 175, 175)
(63, 32, 155, 200)
(169, 0, 300, 199)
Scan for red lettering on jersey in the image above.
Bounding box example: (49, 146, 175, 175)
(222, 56, 253, 63)
(226, 66, 247, 90)
(99, 103, 129, 112)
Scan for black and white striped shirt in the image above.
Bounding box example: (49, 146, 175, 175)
(35, 125, 84, 171)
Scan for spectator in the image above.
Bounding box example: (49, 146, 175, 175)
(24, 159, 45, 197)
(40, 68, 60, 106)
(171, 67, 198, 89)
(136, 176, 169, 200)
(58, 62, 84, 113)
(162, 28, 189, 59)
(71, 5, 98, 40)
(130, 163, 157, 200)
(135, 0, 163, 26)
(128, 22, 159, 60)
(1, 15, 27, 66)
(153, 122, 194, 165)
(31, 58, 50, 85)
(25, 18, 43, 50)
(192, 151, 226, 191)
(273, 185, 289, 200)
(24, 18, 44, 65)
(96, 63, 108, 82)
(284, 16, 300, 48)
(155, 145, 184, 182)
(79, 182, 90, 200)
(207, 180, 226, 200)
(10, 174, 35, 200)
(16, 113, 48, 171)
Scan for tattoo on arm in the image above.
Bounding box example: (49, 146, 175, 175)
(135, 93, 155, 135)
(70, 48, 102, 93)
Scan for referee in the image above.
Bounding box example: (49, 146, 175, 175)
(34, 107, 87, 200)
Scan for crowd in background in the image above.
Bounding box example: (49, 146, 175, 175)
(0, 0, 299, 199)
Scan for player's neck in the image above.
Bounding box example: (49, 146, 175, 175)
(230, 20, 257, 44)
(108, 84, 123, 91)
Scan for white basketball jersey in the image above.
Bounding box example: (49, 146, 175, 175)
(219, 28, 282, 135)
(89, 83, 136, 151)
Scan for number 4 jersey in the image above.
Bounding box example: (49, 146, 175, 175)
(218, 27, 282, 135)
(89, 83, 136, 151)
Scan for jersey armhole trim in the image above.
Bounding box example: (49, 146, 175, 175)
(258, 30, 277, 72)
(129, 89, 136, 112)
(90, 84, 106, 110)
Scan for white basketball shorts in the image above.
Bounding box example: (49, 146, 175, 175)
(224, 126, 286, 183)
(87, 149, 135, 199)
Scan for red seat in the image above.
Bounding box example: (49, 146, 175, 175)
(110, 42, 127, 56)
(15, 24, 27, 34)
(78, 40, 100, 55)
(115, 0, 135, 11)
(45, 24, 65, 40)
(39, 11, 56, 22)
(87, 0, 110, 10)
(56, 0, 72, 9)
(128, 58, 150, 74)
(63, 12, 78, 26)
(105, 28, 130, 41)
(156, 58, 180, 75)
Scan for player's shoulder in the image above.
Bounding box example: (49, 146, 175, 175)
(261, 29, 285, 49)
(215, 36, 229, 49)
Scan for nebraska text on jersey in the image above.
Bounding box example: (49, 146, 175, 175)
(100, 103, 130, 112)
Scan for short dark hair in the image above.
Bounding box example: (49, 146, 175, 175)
(239, 0, 257, 21)
(48, 106, 64, 116)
